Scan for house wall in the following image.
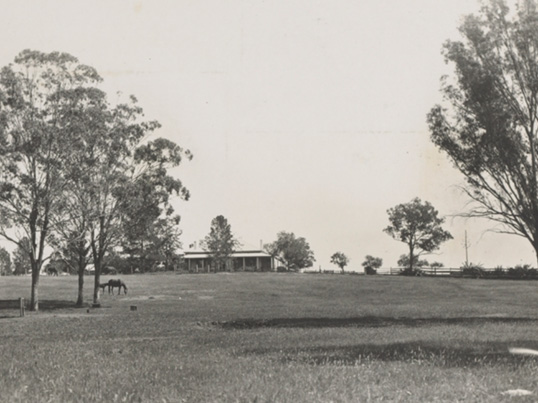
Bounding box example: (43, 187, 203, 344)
(185, 254, 275, 272)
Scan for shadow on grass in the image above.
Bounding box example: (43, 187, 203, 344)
(218, 316, 538, 329)
(246, 341, 538, 368)
(38, 300, 86, 311)
(0, 299, 89, 311)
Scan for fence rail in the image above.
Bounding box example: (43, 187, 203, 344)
(306, 267, 538, 278)
(377, 268, 462, 276)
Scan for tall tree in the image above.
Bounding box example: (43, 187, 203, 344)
(0, 50, 101, 310)
(120, 151, 188, 273)
(265, 231, 315, 271)
(0, 246, 12, 275)
(330, 252, 349, 273)
(77, 103, 190, 306)
(384, 198, 452, 273)
(427, 0, 538, 263)
(201, 215, 239, 271)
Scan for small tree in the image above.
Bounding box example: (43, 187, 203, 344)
(330, 252, 349, 273)
(384, 198, 452, 274)
(201, 215, 239, 272)
(265, 232, 315, 271)
(362, 255, 382, 275)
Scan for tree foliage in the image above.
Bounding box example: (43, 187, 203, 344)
(397, 254, 430, 269)
(265, 231, 315, 271)
(330, 252, 349, 273)
(0, 246, 11, 275)
(427, 0, 538, 262)
(362, 255, 382, 275)
(201, 215, 239, 271)
(120, 147, 188, 273)
(384, 198, 452, 272)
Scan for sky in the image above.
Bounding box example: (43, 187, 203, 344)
(1, 0, 536, 270)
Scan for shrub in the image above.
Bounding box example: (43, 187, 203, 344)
(399, 268, 424, 276)
(364, 266, 377, 275)
(362, 255, 382, 275)
(460, 262, 485, 278)
(507, 264, 536, 279)
(490, 266, 505, 279)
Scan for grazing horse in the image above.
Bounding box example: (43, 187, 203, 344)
(47, 267, 58, 276)
(107, 279, 128, 295)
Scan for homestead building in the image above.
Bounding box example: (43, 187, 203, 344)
(184, 248, 280, 272)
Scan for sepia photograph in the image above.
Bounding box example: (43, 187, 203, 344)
(2, 0, 538, 401)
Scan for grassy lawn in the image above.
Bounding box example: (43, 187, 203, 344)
(2, 273, 538, 402)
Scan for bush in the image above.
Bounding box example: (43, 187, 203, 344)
(460, 262, 485, 278)
(364, 266, 377, 275)
(362, 255, 382, 275)
(492, 266, 505, 278)
(399, 268, 424, 276)
(506, 264, 537, 279)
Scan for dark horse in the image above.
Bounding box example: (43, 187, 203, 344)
(107, 279, 128, 295)
(47, 267, 58, 276)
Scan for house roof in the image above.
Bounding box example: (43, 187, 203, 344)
(183, 250, 273, 259)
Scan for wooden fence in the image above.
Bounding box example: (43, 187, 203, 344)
(377, 267, 462, 276)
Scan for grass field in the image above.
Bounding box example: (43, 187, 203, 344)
(2, 273, 538, 402)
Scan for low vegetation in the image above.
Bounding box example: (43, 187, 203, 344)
(2, 273, 538, 401)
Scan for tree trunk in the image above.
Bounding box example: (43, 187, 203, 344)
(76, 265, 84, 307)
(534, 242, 538, 268)
(93, 264, 101, 306)
(30, 261, 40, 311)
(409, 246, 414, 273)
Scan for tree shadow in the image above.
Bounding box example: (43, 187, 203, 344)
(38, 300, 87, 311)
(0, 299, 90, 311)
(0, 300, 25, 310)
(218, 316, 538, 329)
(245, 340, 538, 368)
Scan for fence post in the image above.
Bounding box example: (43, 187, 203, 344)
(19, 298, 25, 317)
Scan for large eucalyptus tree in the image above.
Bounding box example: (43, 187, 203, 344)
(428, 0, 538, 263)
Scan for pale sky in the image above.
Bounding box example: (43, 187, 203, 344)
(1, 0, 536, 270)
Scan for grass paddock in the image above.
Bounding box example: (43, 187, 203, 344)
(2, 273, 538, 402)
